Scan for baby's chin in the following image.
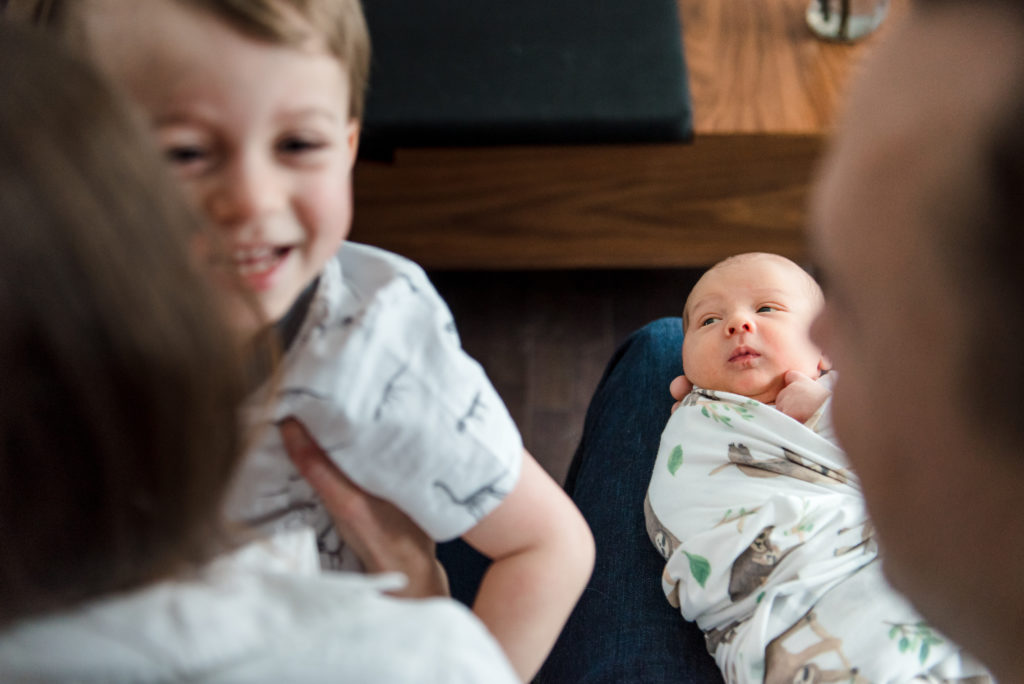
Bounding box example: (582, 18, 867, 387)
(713, 376, 782, 405)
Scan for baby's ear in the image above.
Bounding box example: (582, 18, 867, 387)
(818, 355, 833, 375)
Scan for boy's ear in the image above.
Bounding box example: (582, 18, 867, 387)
(345, 120, 361, 166)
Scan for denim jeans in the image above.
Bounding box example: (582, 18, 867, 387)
(439, 318, 722, 683)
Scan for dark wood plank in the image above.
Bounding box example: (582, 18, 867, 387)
(352, 134, 823, 270)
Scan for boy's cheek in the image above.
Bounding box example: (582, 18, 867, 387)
(185, 233, 259, 331)
(211, 274, 267, 338)
(188, 231, 212, 264)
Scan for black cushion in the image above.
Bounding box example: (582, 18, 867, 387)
(360, 0, 693, 155)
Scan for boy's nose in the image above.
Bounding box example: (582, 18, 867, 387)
(205, 157, 282, 229)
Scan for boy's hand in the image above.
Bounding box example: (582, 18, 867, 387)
(279, 417, 450, 599)
(669, 375, 693, 414)
(775, 370, 831, 423)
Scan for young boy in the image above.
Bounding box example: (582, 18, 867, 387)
(0, 23, 518, 682)
(645, 253, 985, 681)
(16, 1, 593, 679)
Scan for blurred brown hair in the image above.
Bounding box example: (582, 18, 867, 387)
(0, 22, 248, 626)
(5, 0, 371, 120)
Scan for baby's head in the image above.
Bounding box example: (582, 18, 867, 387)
(21, 0, 371, 332)
(682, 253, 829, 404)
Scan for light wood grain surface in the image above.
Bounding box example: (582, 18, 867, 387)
(683, 0, 908, 134)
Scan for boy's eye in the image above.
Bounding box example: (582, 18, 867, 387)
(700, 317, 720, 327)
(165, 145, 207, 164)
(756, 306, 776, 313)
(278, 136, 326, 154)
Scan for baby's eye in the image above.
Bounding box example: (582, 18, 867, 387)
(700, 316, 720, 327)
(756, 306, 776, 313)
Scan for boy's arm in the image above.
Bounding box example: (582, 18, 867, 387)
(461, 448, 595, 682)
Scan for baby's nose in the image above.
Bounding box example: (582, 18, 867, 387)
(727, 320, 753, 335)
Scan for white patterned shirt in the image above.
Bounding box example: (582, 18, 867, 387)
(226, 243, 523, 568)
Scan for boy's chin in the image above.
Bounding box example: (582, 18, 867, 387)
(213, 289, 274, 339)
(223, 303, 269, 339)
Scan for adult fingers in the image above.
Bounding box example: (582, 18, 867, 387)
(279, 417, 372, 530)
(669, 374, 693, 402)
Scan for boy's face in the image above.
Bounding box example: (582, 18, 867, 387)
(81, 0, 359, 330)
(682, 256, 827, 404)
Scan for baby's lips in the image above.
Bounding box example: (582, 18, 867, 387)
(729, 346, 760, 362)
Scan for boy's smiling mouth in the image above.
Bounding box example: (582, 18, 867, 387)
(232, 245, 292, 283)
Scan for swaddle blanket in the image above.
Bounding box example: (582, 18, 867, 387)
(645, 386, 988, 683)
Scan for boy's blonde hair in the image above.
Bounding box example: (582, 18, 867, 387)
(5, 0, 372, 120)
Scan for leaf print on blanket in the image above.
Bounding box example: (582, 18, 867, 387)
(667, 445, 684, 475)
(683, 550, 711, 588)
(715, 506, 761, 533)
(780, 499, 815, 543)
(698, 400, 757, 428)
(887, 622, 945, 665)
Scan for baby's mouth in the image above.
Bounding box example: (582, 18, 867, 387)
(232, 245, 292, 277)
(729, 347, 760, 363)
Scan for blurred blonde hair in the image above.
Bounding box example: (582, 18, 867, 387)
(5, 0, 371, 120)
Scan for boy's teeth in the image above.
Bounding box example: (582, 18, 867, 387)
(233, 246, 273, 262)
(233, 246, 285, 276)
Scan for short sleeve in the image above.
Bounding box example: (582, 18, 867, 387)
(268, 243, 523, 541)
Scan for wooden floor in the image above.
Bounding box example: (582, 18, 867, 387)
(430, 267, 703, 484)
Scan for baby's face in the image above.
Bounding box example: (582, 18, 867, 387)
(80, 0, 359, 332)
(682, 256, 827, 404)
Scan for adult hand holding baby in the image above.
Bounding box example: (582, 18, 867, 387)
(775, 370, 831, 423)
(670, 369, 829, 424)
(669, 375, 692, 414)
(279, 418, 450, 599)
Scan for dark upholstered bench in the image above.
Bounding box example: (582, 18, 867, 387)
(350, 1, 707, 269)
(359, 0, 692, 155)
